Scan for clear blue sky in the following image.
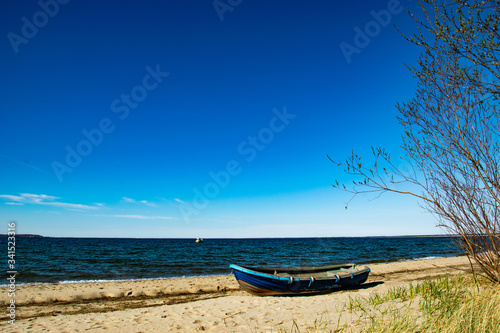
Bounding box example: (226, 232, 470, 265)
(0, 0, 440, 237)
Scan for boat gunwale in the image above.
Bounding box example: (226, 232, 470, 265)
(229, 264, 370, 282)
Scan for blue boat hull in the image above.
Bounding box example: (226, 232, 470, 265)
(230, 264, 370, 296)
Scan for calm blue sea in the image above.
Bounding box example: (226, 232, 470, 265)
(2, 236, 461, 285)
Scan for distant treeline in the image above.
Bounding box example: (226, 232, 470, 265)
(0, 234, 44, 238)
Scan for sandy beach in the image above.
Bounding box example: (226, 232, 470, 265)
(1, 256, 473, 332)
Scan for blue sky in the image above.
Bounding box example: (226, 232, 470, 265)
(0, 0, 440, 238)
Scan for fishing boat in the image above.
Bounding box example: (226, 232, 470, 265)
(195, 238, 204, 243)
(229, 263, 370, 296)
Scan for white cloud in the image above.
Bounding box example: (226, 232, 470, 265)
(117, 215, 175, 219)
(139, 200, 157, 207)
(97, 214, 177, 220)
(0, 194, 25, 201)
(46, 201, 100, 211)
(174, 198, 190, 205)
(122, 197, 136, 203)
(0, 193, 100, 211)
(19, 193, 59, 201)
(122, 197, 157, 207)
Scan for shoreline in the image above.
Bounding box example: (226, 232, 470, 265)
(1, 255, 473, 332)
(2, 254, 462, 287)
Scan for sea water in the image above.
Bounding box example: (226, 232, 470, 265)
(0, 236, 460, 285)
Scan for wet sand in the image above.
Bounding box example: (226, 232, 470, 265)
(1, 256, 472, 332)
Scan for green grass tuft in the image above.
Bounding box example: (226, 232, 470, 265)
(345, 274, 500, 332)
(279, 274, 500, 332)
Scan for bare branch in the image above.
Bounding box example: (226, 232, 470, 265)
(331, 0, 500, 283)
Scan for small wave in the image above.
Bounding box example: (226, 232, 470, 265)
(0, 273, 231, 287)
(397, 255, 455, 263)
(415, 256, 441, 260)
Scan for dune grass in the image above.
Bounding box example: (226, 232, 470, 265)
(278, 274, 500, 332)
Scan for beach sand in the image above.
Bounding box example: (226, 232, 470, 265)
(1, 256, 472, 332)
